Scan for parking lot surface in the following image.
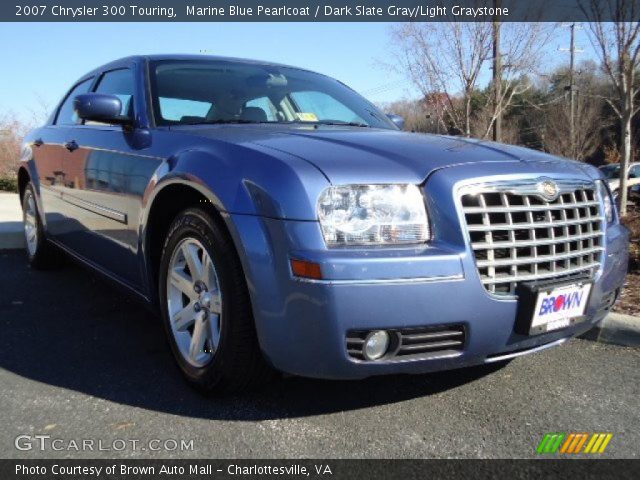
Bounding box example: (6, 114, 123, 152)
(0, 250, 638, 459)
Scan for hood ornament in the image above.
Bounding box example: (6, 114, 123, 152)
(537, 178, 560, 202)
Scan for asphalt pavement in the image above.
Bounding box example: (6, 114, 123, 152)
(0, 249, 638, 459)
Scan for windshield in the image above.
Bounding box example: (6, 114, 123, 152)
(149, 60, 396, 129)
(599, 165, 620, 179)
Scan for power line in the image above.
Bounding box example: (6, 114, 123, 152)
(361, 79, 410, 96)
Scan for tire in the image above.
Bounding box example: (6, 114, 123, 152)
(22, 182, 61, 270)
(158, 207, 273, 394)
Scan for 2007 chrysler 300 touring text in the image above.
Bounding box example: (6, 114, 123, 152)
(18, 55, 629, 393)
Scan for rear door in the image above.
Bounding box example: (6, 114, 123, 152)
(57, 68, 160, 288)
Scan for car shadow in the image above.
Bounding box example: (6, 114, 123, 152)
(0, 250, 506, 421)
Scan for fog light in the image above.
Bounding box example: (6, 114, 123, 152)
(364, 330, 390, 360)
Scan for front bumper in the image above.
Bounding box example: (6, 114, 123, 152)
(228, 213, 628, 380)
(226, 170, 630, 380)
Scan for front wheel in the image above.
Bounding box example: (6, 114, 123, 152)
(158, 208, 273, 394)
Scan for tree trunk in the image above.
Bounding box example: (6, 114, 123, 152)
(619, 105, 632, 217)
(465, 93, 471, 137)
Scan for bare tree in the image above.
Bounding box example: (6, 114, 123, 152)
(390, 21, 492, 136)
(27, 93, 52, 126)
(581, 0, 640, 216)
(390, 20, 553, 141)
(542, 93, 607, 160)
(0, 114, 28, 179)
(469, 102, 521, 144)
(0, 95, 52, 181)
(534, 61, 611, 160)
(484, 22, 556, 140)
(378, 99, 433, 133)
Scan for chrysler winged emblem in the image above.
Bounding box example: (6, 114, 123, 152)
(537, 178, 559, 202)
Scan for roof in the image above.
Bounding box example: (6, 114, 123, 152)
(78, 54, 318, 82)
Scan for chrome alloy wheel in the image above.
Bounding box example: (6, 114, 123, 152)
(166, 237, 222, 367)
(23, 192, 38, 256)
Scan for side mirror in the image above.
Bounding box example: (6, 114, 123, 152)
(74, 93, 131, 126)
(386, 113, 405, 130)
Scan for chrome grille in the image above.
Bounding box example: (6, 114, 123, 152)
(460, 180, 605, 296)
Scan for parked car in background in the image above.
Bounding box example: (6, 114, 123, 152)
(18, 55, 629, 393)
(599, 162, 640, 199)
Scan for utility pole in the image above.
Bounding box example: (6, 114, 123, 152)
(569, 23, 576, 158)
(560, 23, 583, 158)
(492, 0, 502, 142)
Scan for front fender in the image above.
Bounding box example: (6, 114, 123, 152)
(147, 147, 330, 220)
(138, 146, 330, 307)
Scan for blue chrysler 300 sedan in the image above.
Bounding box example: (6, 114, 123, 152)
(19, 55, 629, 392)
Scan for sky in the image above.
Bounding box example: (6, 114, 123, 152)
(0, 22, 594, 124)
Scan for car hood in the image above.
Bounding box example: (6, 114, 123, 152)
(172, 125, 595, 184)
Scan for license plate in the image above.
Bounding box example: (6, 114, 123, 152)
(529, 282, 592, 334)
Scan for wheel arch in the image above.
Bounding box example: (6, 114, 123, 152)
(17, 166, 31, 202)
(141, 179, 251, 306)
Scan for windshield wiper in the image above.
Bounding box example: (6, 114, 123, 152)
(182, 119, 267, 125)
(313, 121, 371, 128)
(181, 119, 371, 128)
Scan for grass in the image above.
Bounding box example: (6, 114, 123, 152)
(0, 177, 18, 193)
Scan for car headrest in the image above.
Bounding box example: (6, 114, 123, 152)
(240, 107, 267, 123)
(180, 116, 206, 124)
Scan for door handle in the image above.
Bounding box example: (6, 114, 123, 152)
(65, 140, 79, 152)
(33, 138, 43, 147)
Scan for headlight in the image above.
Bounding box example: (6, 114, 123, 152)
(317, 184, 430, 246)
(597, 180, 615, 225)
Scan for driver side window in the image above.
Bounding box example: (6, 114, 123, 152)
(93, 69, 135, 120)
